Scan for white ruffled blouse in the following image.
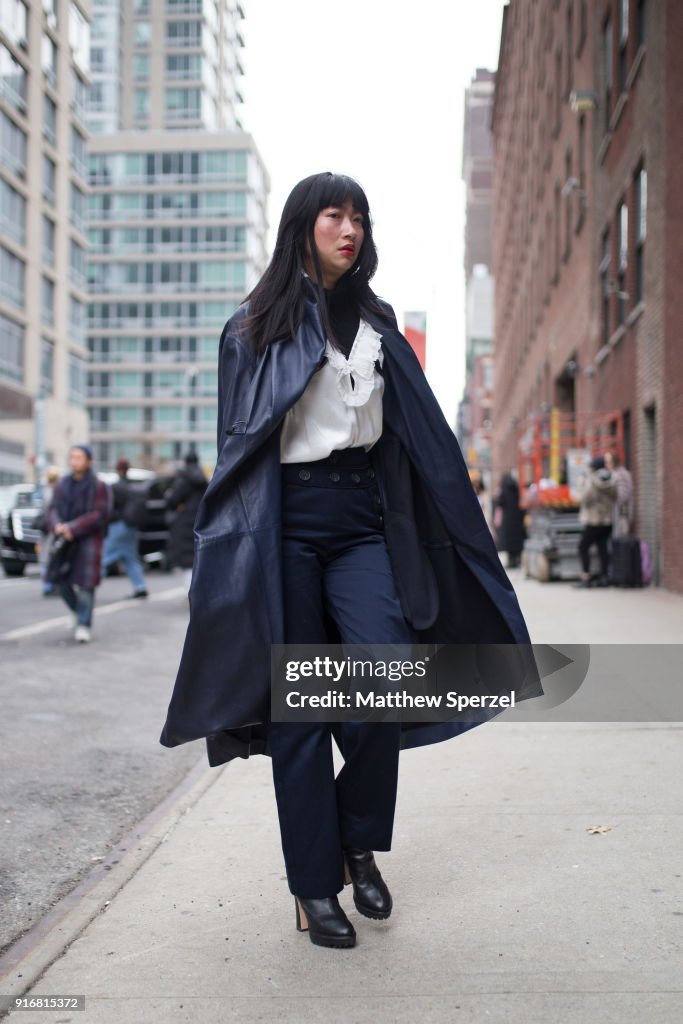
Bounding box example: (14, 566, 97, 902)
(280, 318, 384, 463)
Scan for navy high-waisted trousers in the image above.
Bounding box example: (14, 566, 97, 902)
(268, 445, 417, 898)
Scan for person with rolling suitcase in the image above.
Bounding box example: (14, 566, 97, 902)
(573, 455, 617, 588)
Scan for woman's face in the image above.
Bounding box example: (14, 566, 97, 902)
(306, 199, 365, 288)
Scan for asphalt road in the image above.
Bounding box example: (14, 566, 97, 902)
(0, 566, 203, 956)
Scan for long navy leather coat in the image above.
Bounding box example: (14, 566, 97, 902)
(159, 294, 543, 767)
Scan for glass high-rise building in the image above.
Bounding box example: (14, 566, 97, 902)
(85, 0, 268, 471)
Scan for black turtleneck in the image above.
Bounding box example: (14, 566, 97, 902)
(301, 272, 362, 358)
(324, 283, 360, 358)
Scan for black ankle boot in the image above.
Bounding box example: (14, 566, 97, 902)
(294, 894, 356, 948)
(343, 847, 393, 919)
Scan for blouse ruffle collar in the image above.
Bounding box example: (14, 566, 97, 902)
(325, 320, 383, 408)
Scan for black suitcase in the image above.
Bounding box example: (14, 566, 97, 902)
(611, 535, 643, 587)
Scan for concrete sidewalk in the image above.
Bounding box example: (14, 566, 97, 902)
(2, 577, 682, 1023)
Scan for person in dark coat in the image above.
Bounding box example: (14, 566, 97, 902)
(46, 444, 111, 643)
(493, 472, 527, 568)
(164, 451, 208, 591)
(101, 457, 148, 599)
(159, 172, 544, 950)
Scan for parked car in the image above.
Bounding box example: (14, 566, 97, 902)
(1, 470, 176, 578)
(0, 484, 43, 577)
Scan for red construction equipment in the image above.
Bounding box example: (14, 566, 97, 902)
(518, 408, 625, 509)
(517, 408, 626, 581)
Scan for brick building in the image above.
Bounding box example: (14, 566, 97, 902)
(491, 0, 683, 591)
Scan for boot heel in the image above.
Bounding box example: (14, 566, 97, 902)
(295, 896, 308, 931)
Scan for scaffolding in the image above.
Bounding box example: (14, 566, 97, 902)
(517, 408, 625, 580)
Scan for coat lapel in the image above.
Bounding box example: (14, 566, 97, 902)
(198, 297, 327, 520)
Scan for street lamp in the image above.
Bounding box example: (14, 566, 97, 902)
(33, 386, 47, 494)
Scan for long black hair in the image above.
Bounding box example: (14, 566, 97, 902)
(240, 172, 389, 357)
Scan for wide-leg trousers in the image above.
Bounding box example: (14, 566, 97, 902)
(269, 445, 417, 898)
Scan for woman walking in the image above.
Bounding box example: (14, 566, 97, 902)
(160, 173, 542, 949)
(493, 472, 527, 569)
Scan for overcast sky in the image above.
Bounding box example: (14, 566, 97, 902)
(239, 1, 506, 426)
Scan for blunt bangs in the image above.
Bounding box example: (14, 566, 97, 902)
(314, 174, 370, 221)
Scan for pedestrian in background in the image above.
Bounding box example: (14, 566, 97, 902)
(493, 472, 527, 569)
(469, 468, 491, 531)
(38, 466, 61, 596)
(164, 451, 208, 593)
(604, 450, 634, 537)
(46, 444, 111, 643)
(101, 457, 148, 599)
(574, 455, 617, 588)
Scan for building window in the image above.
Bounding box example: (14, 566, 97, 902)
(43, 154, 56, 204)
(42, 32, 58, 89)
(604, 16, 613, 130)
(133, 88, 149, 118)
(566, 2, 574, 97)
(70, 295, 85, 343)
(617, 199, 628, 325)
(71, 126, 88, 179)
(0, 311, 24, 385)
(43, 215, 55, 265)
(0, 244, 25, 309)
(165, 87, 201, 119)
(43, 93, 57, 147)
(635, 165, 646, 303)
(166, 53, 201, 80)
(564, 148, 573, 260)
(42, 274, 54, 326)
(600, 228, 610, 344)
(0, 177, 26, 246)
(554, 183, 561, 282)
(166, 20, 202, 47)
(204, 149, 248, 181)
(554, 47, 562, 134)
(0, 41, 28, 114)
(0, 109, 27, 177)
(133, 21, 150, 47)
(70, 182, 86, 233)
(133, 54, 149, 79)
(637, 0, 646, 47)
(41, 336, 54, 395)
(618, 0, 629, 92)
(43, 0, 57, 30)
(70, 66, 89, 121)
(69, 352, 87, 407)
(70, 238, 87, 288)
(577, 0, 587, 54)
(577, 113, 586, 231)
(3, 0, 28, 48)
(69, 1, 91, 73)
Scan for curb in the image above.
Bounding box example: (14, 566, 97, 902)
(0, 753, 226, 1011)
